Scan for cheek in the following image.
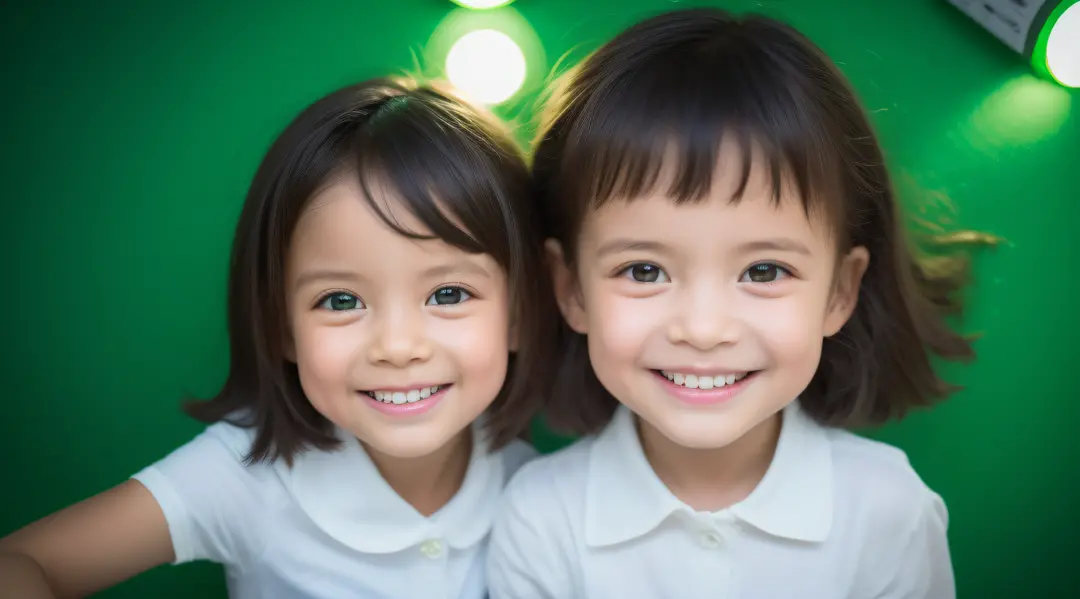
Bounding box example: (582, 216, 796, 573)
(747, 292, 830, 368)
(430, 306, 511, 398)
(582, 283, 661, 366)
(292, 321, 361, 410)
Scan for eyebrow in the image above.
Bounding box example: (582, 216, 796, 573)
(423, 260, 492, 280)
(293, 260, 492, 289)
(293, 269, 366, 289)
(594, 239, 672, 259)
(738, 239, 812, 256)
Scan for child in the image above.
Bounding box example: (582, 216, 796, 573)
(0, 77, 555, 599)
(488, 8, 973, 599)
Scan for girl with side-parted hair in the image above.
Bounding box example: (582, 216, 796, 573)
(1, 77, 557, 599)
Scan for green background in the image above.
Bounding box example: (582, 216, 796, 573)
(1, 0, 1075, 597)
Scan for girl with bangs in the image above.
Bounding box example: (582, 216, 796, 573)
(489, 8, 972, 599)
(1, 78, 556, 599)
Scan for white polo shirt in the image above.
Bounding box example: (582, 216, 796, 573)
(488, 402, 954, 599)
(133, 420, 535, 599)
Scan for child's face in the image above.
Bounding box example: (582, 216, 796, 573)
(552, 154, 868, 451)
(284, 176, 513, 459)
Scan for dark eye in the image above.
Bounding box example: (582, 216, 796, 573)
(319, 292, 363, 311)
(427, 286, 473, 306)
(620, 263, 669, 284)
(741, 263, 791, 284)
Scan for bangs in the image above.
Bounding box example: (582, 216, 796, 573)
(351, 92, 523, 269)
(547, 13, 851, 229)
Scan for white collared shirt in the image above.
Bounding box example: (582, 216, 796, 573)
(488, 402, 954, 599)
(133, 420, 535, 599)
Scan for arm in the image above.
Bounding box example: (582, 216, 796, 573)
(0, 423, 255, 598)
(872, 492, 955, 599)
(0, 480, 173, 599)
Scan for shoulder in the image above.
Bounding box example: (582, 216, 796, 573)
(132, 419, 272, 505)
(168, 419, 260, 468)
(499, 436, 596, 525)
(488, 441, 593, 599)
(497, 438, 540, 481)
(200, 419, 261, 457)
(489, 437, 596, 571)
(826, 429, 947, 533)
(824, 430, 954, 595)
(130, 420, 270, 564)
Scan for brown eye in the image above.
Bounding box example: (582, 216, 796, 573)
(741, 263, 790, 284)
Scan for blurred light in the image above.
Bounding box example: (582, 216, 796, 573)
(967, 73, 1072, 149)
(451, 0, 515, 9)
(427, 7, 543, 107)
(446, 29, 526, 104)
(1046, 2, 1080, 87)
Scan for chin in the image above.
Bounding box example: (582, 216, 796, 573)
(665, 422, 748, 450)
(358, 429, 454, 459)
(637, 409, 755, 451)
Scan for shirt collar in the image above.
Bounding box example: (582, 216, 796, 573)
(585, 401, 833, 547)
(284, 422, 503, 554)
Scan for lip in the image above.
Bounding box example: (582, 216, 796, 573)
(658, 367, 750, 377)
(363, 383, 446, 393)
(653, 370, 755, 405)
(361, 385, 451, 417)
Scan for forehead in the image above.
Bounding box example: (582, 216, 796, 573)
(580, 154, 833, 251)
(287, 177, 495, 277)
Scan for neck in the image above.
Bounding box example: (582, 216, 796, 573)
(363, 429, 472, 517)
(638, 411, 782, 512)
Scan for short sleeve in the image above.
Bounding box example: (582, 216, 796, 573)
(131, 423, 260, 565)
(487, 462, 574, 599)
(872, 491, 955, 599)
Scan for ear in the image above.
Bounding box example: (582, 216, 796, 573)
(824, 245, 870, 337)
(545, 238, 588, 334)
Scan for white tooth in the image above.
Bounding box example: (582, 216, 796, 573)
(665, 371, 674, 380)
(699, 376, 714, 390)
(392, 392, 407, 404)
(684, 374, 699, 389)
(726, 374, 736, 385)
(407, 390, 421, 403)
(716, 376, 727, 387)
(673, 373, 685, 385)
(375, 392, 386, 401)
(420, 387, 431, 399)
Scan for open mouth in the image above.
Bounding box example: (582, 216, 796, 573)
(362, 385, 450, 405)
(655, 370, 757, 390)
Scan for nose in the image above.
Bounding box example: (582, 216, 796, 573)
(366, 304, 433, 367)
(667, 279, 740, 350)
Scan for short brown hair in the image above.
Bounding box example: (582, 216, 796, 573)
(532, 8, 975, 435)
(185, 78, 556, 464)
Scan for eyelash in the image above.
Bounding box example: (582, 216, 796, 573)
(425, 285, 476, 307)
(615, 262, 795, 284)
(617, 262, 670, 284)
(740, 262, 793, 285)
(314, 290, 365, 311)
(312, 285, 479, 311)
